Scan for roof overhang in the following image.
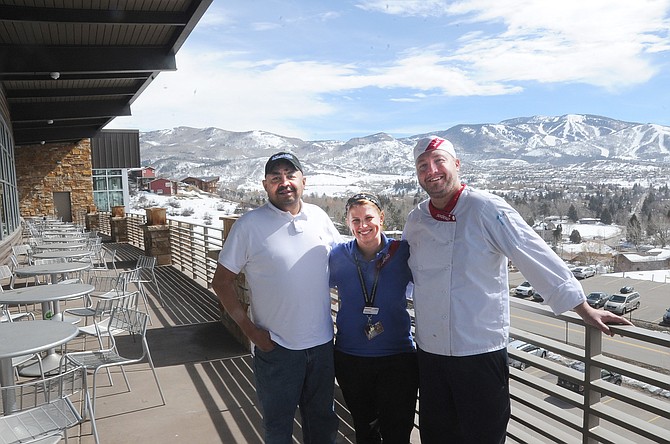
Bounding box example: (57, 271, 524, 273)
(0, 1, 212, 146)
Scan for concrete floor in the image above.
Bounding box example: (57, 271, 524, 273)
(9, 242, 422, 443)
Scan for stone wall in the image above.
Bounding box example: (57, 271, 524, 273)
(14, 139, 94, 221)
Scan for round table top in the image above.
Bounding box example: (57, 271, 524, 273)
(32, 250, 92, 260)
(0, 283, 95, 304)
(41, 230, 82, 235)
(41, 236, 87, 243)
(13, 261, 91, 277)
(0, 321, 78, 359)
(33, 242, 87, 250)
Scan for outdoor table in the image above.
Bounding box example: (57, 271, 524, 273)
(32, 250, 93, 261)
(40, 236, 87, 243)
(41, 228, 81, 235)
(13, 262, 90, 285)
(0, 283, 94, 376)
(0, 321, 78, 413)
(32, 242, 87, 251)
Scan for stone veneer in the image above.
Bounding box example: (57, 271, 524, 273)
(14, 139, 94, 221)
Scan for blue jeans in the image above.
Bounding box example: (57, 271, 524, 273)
(253, 341, 338, 444)
(417, 347, 510, 444)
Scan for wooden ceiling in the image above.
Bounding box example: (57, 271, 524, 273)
(0, 0, 212, 145)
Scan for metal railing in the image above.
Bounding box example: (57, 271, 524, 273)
(95, 211, 670, 443)
(96, 211, 223, 288)
(506, 298, 670, 444)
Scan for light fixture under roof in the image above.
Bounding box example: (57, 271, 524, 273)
(47, 119, 54, 125)
(49, 71, 60, 80)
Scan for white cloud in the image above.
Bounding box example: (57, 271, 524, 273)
(356, 0, 450, 16)
(108, 1, 670, 139)
(442, 0, 670, 89)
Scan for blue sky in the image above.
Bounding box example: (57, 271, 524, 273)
(107, 0, 670, 141)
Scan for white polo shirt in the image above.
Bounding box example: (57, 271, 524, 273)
(403, 187, 585, 357)
(218, 201, 342, 350)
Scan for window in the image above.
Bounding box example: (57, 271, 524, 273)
(0, 121, 20, 239)
(92, 168, 128, 212)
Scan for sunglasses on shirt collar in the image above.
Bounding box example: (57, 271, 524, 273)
(345, 193, 382, 212)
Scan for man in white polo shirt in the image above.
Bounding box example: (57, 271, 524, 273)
(403, 136, 632, 443)
(212, 152, 342, 443)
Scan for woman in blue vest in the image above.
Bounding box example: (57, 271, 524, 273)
(330, 192, 418, 444)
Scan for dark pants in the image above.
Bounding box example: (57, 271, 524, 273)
(417, 347, 510, 444)
(335, 350, 419, 444)
(253, 341, 338, 444)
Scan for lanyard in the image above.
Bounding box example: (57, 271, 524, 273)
(354, 256, 381, 307)
(353, 240, 400, 307)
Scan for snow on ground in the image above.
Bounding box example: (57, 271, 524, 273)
(128, 187, 238, 227)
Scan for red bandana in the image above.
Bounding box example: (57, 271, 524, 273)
(429, 184, 465, 222)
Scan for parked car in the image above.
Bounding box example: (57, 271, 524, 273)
(514, 281, 534, 297)
(604, 292, 641, 315)
(619, 285, 634, 294)
(586, 291, 610, 309)
(572, 266, 596, 279)
(531, 292, 544, 302)
(663, 307, 670, 325)
(557, 361, 622, 394)
(507, 339, 547, 370)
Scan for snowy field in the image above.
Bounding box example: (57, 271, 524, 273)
(130, 186, 670, 285)
(129, 187, 237, 227)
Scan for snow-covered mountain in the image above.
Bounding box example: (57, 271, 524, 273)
(139, 114, 670, 196)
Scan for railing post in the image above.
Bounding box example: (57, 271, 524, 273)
(109, 206, 128, 242)
(142, 207, 171, 265)
(583, 325, 602, 443)
(85, 206, 99, 233)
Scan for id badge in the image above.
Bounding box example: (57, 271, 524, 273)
(365, 321, 384, 340)
(363, 306, 379, 315)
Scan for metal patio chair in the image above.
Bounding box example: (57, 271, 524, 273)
(131, 255, 164, 307)
(61, 307, 165, 414)
(0, 365, 99, 444)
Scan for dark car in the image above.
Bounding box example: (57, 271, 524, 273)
(620, 286, 634, 294)
(663, 307, 670, 325)
(586, 291, 610, 309)
(557, 361, 622, 394)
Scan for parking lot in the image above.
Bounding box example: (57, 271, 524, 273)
(509, 271, 670, 328)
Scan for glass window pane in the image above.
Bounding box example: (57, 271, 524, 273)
(108, 177, 123, 190)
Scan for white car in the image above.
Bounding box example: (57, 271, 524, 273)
(508, 340, 547, 370)
(514, 281, 534, 297)
(572, 266, 596, 279)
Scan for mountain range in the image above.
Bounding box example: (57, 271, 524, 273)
(139, 114, 670, 195)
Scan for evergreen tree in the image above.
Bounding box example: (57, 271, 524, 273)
(600, 207, 613, 225)
(567, 204, 578, 222)
(569, 229, 582, 244)
(626, 214, 642, 247)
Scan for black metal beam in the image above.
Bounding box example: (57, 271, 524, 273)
(0, 5, 190, 25)
(9, 100, 131, 122)
(13, 125, 103, 146)
(6, 86, 138, 99)
(0, 46, 176, 74)
(0, 72, 153, 81)
(12, 116, 109, 130)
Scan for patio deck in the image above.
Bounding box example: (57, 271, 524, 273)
(56, 242, 369, 443)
